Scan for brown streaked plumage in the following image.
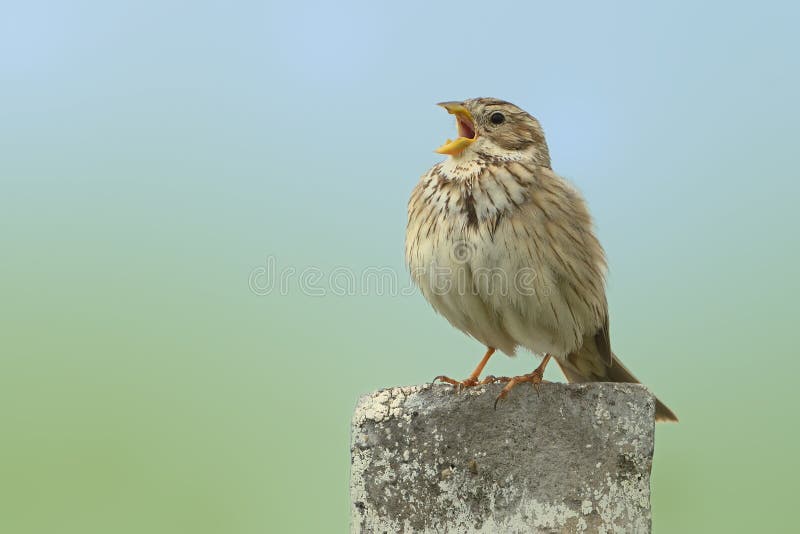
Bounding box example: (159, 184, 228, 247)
(405, 97, 677, 422)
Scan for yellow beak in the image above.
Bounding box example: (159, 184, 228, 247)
(435, 101, 477, 156)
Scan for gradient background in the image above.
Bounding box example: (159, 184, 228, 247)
(2, 1, 798, 532)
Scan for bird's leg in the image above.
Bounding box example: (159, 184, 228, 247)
(434, 347, 496, 391)
(492, 353, 553, 409)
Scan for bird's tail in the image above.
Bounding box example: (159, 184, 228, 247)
(556, 350, 678, 423)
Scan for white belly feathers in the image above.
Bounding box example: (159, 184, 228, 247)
(406, 158, 592, 358)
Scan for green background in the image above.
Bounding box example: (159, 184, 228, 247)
(2, 1, 798, 532)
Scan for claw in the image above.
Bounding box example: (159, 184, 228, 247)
(433, 375, 479, 392)
(432, 375, 459, 386)
(493, 392, 506, 410)
(492, 354, 552, 407)
(432, 348, 497, 393)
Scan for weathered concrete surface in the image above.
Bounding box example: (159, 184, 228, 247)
(350, 382, 656, 533)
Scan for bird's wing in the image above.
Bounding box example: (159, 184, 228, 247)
(493, 161, 611, 358)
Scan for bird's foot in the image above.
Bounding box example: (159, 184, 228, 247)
(432, 348, 498, 392)
(432, 374, 497, 392)
(493, 354, 553, 409)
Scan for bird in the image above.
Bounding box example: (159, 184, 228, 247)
(405, 98, 677, 422)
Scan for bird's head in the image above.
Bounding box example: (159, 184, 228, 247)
(435, 98, 550, 167)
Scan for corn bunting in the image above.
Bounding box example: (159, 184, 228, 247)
(405, 98, 677, 422)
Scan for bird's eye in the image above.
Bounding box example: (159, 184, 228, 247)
(490, 112, 505, 125)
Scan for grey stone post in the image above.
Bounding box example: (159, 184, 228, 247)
(350, 382, 655, 533)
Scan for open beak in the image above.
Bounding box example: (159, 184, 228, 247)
(435, 101, 477, 156)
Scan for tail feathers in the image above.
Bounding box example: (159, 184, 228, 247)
(556, 352, 678, 423)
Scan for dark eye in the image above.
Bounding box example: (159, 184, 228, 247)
(490, 112, 505, 125)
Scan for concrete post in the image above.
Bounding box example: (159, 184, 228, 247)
(350, 382, 656, 533)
